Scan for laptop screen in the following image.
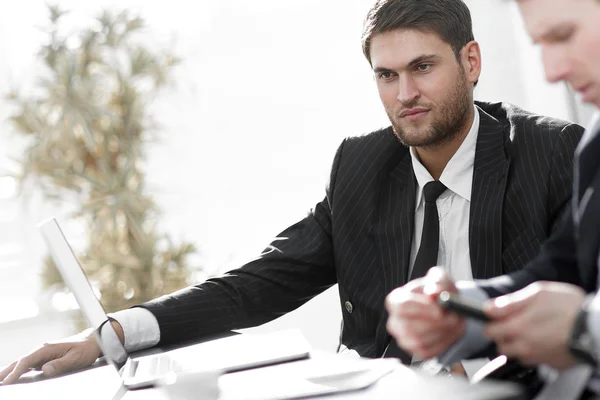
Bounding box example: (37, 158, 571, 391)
(39, 218, 129, 371)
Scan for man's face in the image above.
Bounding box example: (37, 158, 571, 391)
(518, 0, 600, 108)
(369, 29, 478, 148)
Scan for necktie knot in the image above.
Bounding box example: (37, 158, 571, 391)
(423, 181, 447, 203)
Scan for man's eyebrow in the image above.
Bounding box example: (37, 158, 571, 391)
(536, 23, 574, 43)
(373, 54, 440, 73)
(373, 66, 394, 74)
(408, 54, 439, 67)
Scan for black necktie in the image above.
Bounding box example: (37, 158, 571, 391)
(384, 180, 448, 363)
(410, 180, 447, 280)
(383, 181, 447, 364)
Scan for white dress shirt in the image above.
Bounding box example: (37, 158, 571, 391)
(408, 104, 479, 282)
(408, 105, 488, 377)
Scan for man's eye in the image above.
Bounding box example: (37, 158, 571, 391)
(555, 28, 575, 43)
(546, 25, 576, 44)
(378, 71, 394, 80)
(416, 64, 432, 72)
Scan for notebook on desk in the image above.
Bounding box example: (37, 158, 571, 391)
(38, 217, 311, 389)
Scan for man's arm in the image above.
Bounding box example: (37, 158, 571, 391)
(115, 139, 350, 351)
(137, 140, 348, 347)
(0, 138, 348, 383)
(0, 199, 338, 383)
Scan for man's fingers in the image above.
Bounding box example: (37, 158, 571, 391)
(405, 278, 428, 294)
(41, 357, 69, 378)
(3, 358, 37, 384)
(419, 316, 464, 345)
(416, 329, 448, 348)
(399, 299, 442, 319)
(1, 344, 69, 384)
(388, 310, 464, 358)
(386, 291, 442, 320)
(410, 313, 462, 342)
(423, 267, 457, 297)
(485, 285, 536, 319)
(484, 308, 529, 345)
(414, 315, 466, 358)
(425, 266, 447, 281)
(0, 361, 17, 382)
(412, 332, 464, 359)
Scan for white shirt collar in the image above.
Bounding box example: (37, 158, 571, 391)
(411, 104, 480, 205)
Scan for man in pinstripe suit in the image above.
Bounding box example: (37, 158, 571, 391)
(0, 0, 585, 383)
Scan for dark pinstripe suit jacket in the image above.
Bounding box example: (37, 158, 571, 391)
(141, 101, 583, 358)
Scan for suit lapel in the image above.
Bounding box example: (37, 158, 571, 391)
(574, 114, 600, 224)
(574, 117, 600, 289)
(373, 146, 416, 296)
(576, 171, 600, 291)
(469, 107, 510, 279)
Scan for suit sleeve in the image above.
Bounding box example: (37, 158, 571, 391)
(477, 123, 582, 298)
(137, 140, 347, 347)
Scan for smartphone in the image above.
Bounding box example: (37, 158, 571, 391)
(437, 291, 489, 322)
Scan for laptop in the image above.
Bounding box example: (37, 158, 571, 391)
(38, 217, 311, 389)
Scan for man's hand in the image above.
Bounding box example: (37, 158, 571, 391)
(0, 320, 124, 384)
(385, 267, 466, 359)
(484, 281, 586, 370)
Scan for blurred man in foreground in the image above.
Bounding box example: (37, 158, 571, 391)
(386, 0, 600, 398)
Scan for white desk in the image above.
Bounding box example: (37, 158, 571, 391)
(1, 343, 524, 400)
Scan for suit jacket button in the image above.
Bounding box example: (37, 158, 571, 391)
(344, 301, 353, 314)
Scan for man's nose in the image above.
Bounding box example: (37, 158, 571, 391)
(396, 74, 420, 104)
(541, 45, 572, 84)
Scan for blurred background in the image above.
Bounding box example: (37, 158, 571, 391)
(0, 0, 595, 367)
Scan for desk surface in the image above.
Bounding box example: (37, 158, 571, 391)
(1, 338, 524, 400)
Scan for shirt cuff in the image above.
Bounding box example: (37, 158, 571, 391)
(584, 293, 600, 361)
(108, 307, 161, 352)
(437, 281, 491, 366)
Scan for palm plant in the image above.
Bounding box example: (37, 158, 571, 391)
(7, 5, 197, 312)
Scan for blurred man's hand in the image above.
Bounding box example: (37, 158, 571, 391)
(484, 282, 586, 370)
(385, 267, 466, 359)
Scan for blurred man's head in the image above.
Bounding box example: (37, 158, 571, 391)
(517, 0, 600, 108)
(361, 0, 481, 149)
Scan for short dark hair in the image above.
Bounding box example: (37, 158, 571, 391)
(362, 0, 475, 65)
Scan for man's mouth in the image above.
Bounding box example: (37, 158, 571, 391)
(399, 108, 429, 121)
(575, 83, 594, 102)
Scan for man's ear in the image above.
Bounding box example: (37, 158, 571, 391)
(462, 40, 482, 86)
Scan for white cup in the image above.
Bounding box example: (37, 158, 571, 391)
(156, 369, 221, 400)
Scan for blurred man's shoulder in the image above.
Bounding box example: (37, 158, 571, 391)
(477, 100, 584, 142)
